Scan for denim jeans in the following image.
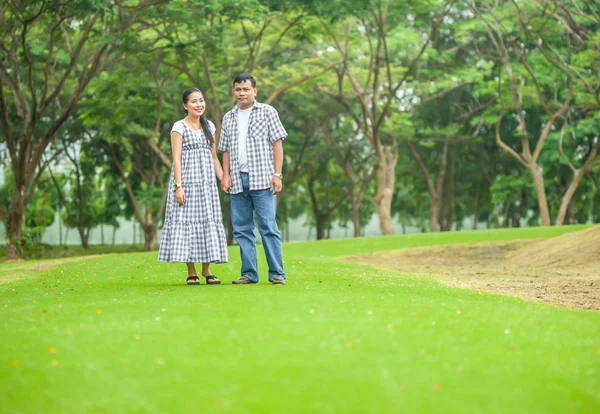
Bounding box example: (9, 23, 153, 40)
(230, 172, 285, 282)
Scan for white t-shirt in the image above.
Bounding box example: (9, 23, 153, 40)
(237, 106, 253, 172)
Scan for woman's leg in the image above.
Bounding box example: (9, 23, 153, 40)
(201, 262, 221, 284)
(185, 262, 200, 285)
(186, 262, 197, 276)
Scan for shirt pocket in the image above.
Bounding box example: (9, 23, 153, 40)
(250, 113, 268, 139)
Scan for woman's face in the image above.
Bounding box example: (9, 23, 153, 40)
(184, 91, 205, 117)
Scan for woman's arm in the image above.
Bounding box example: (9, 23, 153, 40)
(221, 152, 231, 193)
(171, 131, 185, 205)
(211, 143, 224, 182)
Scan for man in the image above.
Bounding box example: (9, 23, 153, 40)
(219, 73, 287, 285)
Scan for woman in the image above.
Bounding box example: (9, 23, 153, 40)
(158, 88, 228, 285)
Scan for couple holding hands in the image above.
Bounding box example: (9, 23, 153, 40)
(158, 74, 287, 286)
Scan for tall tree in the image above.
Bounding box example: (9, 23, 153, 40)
(0, 0, 163, 259)
(518, 0, 600, 224)
(80, 59, 175, 251)
(317, 0, 454, 235)
(468, 0, 576, 225)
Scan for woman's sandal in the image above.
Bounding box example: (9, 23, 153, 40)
(203, 275, 221, 285)
(186, 276, 200, 286)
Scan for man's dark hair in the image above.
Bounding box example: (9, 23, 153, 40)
(233, 73, 256, 88)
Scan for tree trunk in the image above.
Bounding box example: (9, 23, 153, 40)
(142, 205, 158, 251)
(502, 201, 510, 228)
(407, 137, 449, 234)
(512, 187, 527, 228)
(77, 226, 89, 249)
(58, 204, 63, 246)
(529, 164, 551, 226)
(556, 139, 600, 225)
(350, 186, 362, 238)
(430, 196, 440, 233)
(143, 223, 158, 251)
(315, 215, 326, 240)
(556, 169, 585, 225)
(473, 183, 481, 230)
(307, 175, 327, 240)
(112, 226, 117, 246)
(444, 154, 456, 231)
(374, 148, 397, 236)
(511, 209, 521, 228)
(440, 169, 454, 232)
(565, 201, 574, 224)
(4, 185, 26, 260)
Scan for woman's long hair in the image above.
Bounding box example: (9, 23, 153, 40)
(182, 88, 214, 146)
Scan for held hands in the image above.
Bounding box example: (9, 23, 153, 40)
(218, 175, 281, 194)
(175, 187, 186, 206)
(221, 175, 232, 194)
(270, 176, 282, 194)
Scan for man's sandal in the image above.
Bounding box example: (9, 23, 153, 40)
(203, 275, 221, 285)
(186, 276, 200, 285)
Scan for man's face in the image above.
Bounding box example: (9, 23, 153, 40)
(233, 80, 257, 109)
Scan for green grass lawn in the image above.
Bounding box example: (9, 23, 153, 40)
(1, 225, 598, 413)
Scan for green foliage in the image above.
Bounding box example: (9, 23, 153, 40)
(0, 170, 57, 245)
(24, 178, 58, 245)
(490, 174, 534, 206)
(3, 0, 600, 249)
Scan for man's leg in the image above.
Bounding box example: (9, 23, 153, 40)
(252, 188, 285, 283)
(230, 173, 259, 283)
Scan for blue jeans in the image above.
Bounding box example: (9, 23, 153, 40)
(230, 172, 285, 282)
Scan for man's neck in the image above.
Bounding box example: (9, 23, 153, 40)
(239, 100, 255, 110)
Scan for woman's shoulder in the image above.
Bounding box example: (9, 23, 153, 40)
(171, 120, 186, 135)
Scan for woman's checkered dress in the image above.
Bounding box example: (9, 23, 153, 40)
(158, 120, 228, 263)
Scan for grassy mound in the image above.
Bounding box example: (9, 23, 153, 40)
(508, 224, 600, 268)
(346, 225, 600, 310)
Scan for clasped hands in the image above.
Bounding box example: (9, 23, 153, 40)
(219, 176, 282, 194)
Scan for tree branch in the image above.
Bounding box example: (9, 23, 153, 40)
(42, 11, 101, 109)
(25, 147, 62, 205)
(406, 139, 437, 198)
(109, 145, 144, 224)
(264, 60, 342, 105)
(558, 122, 577, 173)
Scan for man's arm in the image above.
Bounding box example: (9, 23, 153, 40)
(270, 139, 284, 194)
(273, 139, 283, 175)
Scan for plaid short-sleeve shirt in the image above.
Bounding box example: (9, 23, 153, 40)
(219, 101, 287, 194)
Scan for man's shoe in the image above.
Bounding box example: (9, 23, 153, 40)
(232, 276, 257, 284)
(271, 277, 286, 285)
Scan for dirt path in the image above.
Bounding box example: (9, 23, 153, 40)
(345, 226, 600, 311)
